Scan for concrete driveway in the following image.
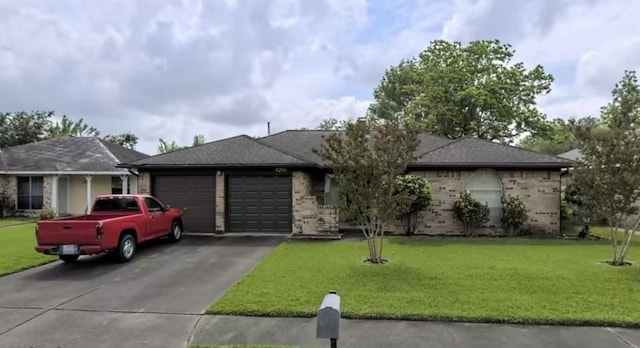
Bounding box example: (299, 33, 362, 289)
(0, 235, 282, 348)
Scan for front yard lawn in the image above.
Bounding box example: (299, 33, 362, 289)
(0, 217, 36, 228)
(207, 237, 640, 327)
(0, 222, 56, 277)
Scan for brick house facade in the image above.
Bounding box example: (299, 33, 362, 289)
(122, 131, 572, 236)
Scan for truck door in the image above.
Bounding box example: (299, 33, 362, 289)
(144, 197, 170, 238)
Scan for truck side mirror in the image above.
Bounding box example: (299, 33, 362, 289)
(317, 290, 340, 347)
(164, 204, 171, 211)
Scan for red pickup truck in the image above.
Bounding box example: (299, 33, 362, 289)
(35, 194, 184, 263)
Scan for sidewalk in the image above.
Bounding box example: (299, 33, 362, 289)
(190, 315, 640, 348)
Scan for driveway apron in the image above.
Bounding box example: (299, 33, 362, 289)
(0, 235, 281, 348)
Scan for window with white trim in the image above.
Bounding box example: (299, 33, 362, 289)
(17, 176, 44, 210)
(466, 170, 503, 226)
(111, 176, 130, 195)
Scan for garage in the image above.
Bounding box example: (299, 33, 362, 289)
(227, 175, 292, 233)
(152, 175, 216, 233)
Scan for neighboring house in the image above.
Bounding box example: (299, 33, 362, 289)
(0, 137, 148, 216)
(118, 130, 573, 236)
(557, 148, 580, 187)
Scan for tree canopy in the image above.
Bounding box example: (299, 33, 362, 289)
(314, 119, 419, 263)
(368, 39, 554, 143)
(0, 111, 139, 149)
(572, 70, 640, 266)
(518, 117, 602, 155)
(157, 134, 207, 154)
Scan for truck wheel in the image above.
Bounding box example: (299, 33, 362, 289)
(116, 233, 136, 263)
(59, 255, 79, 263)
(168, 221, 182, 243)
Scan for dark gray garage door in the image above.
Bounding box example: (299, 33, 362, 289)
(153, 175, 216, 233)
(227, 175, 292, 233)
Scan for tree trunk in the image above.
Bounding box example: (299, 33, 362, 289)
(618, 215, 640, 264)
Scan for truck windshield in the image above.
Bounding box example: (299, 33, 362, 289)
(93, 198, 140, 212)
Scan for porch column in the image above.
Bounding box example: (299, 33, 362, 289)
(120, 175, 129, 194)
(51, 175, 59, 215)
(85, 175, 93, 214)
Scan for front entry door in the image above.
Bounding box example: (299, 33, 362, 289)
(57, 177, 69, 215)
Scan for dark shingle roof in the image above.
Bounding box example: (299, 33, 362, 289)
(121, 135, 311, 168)
(258, 130, 456, 166)
(0, 137, 149, 173)
(119, 130, 572, 169)
(415, 137, 573, 168)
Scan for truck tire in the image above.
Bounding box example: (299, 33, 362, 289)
(59, 255, 79, 263)
(116, 233, 136, 263)
(168, 220, 182, 243)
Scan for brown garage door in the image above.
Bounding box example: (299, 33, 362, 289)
(227, 175, 292, 233)
(153, 175, 216, 233)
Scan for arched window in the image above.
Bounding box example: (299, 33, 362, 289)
(466, 170, 503, 226)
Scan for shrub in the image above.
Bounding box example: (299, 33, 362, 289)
(501, 195, 528, 236)
(395, 175, 432, 236)
(38, 207, 56, 220)
(453, 192, 489, 237)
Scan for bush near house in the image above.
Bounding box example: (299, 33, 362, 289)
(453, 192, 490, 237)
(501, 195, 528, 236)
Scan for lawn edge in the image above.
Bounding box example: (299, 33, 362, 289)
(0, 258, 57, 278)
(203, 310, 640, 328)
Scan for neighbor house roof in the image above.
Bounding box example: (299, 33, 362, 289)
(557, 148, 582, 161)
(0, 137, 148, 173)
(119, 130, 573, 169)
(120, 135, 311, 168)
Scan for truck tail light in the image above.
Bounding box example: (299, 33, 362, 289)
(35, 225, 39, 239)
(96, 224, 104, 240)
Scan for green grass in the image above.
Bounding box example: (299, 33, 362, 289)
(0, 223, 56, 277)
(207, 237, 640, 327)
(0, 217, 37, 228)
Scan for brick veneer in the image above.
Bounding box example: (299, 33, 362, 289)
(215, 172, 225, 233)
(292, 171, 339, 234)
(137, 172, 150, 194)
(388, 169, 561, 235)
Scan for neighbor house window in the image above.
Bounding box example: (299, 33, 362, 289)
(466, 170, 503, 226)
(17, 176, 44, 210)
(111, 176, 130, 195)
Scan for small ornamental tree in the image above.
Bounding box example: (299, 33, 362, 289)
(453, 192, 490, 237)
(573, 70, 640, 265)
(314, 118, 419, 264)
(501, 195, 528, 237)
(395, 175, 432, 236)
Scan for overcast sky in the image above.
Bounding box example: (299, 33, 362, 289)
(1, 0, 638, 154)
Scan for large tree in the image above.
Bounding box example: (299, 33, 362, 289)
(0, 111, 139, 149)
(368, 39, 554, 143)
(573, 70, 640, 266)
(103, 132, 139, 149)
(316, 118, 349, 131)
(157, 134, 207, 154)
(314, 119, 418, 264)
(0, 111, 52, 148)
(518, 117, 602, 155)
(46, 115, 100, 138)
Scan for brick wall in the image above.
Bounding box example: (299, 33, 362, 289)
(215, 172, 225, 233)
(384, 169, 562, 236)
(292, 171, 339, 234)
(137, 172, 150, 194)
(43, 175, 53, 209)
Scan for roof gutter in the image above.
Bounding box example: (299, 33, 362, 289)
(408, 162, 574, 169)
(1, 171, 133, 175)
(116, 163, 322, 169)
